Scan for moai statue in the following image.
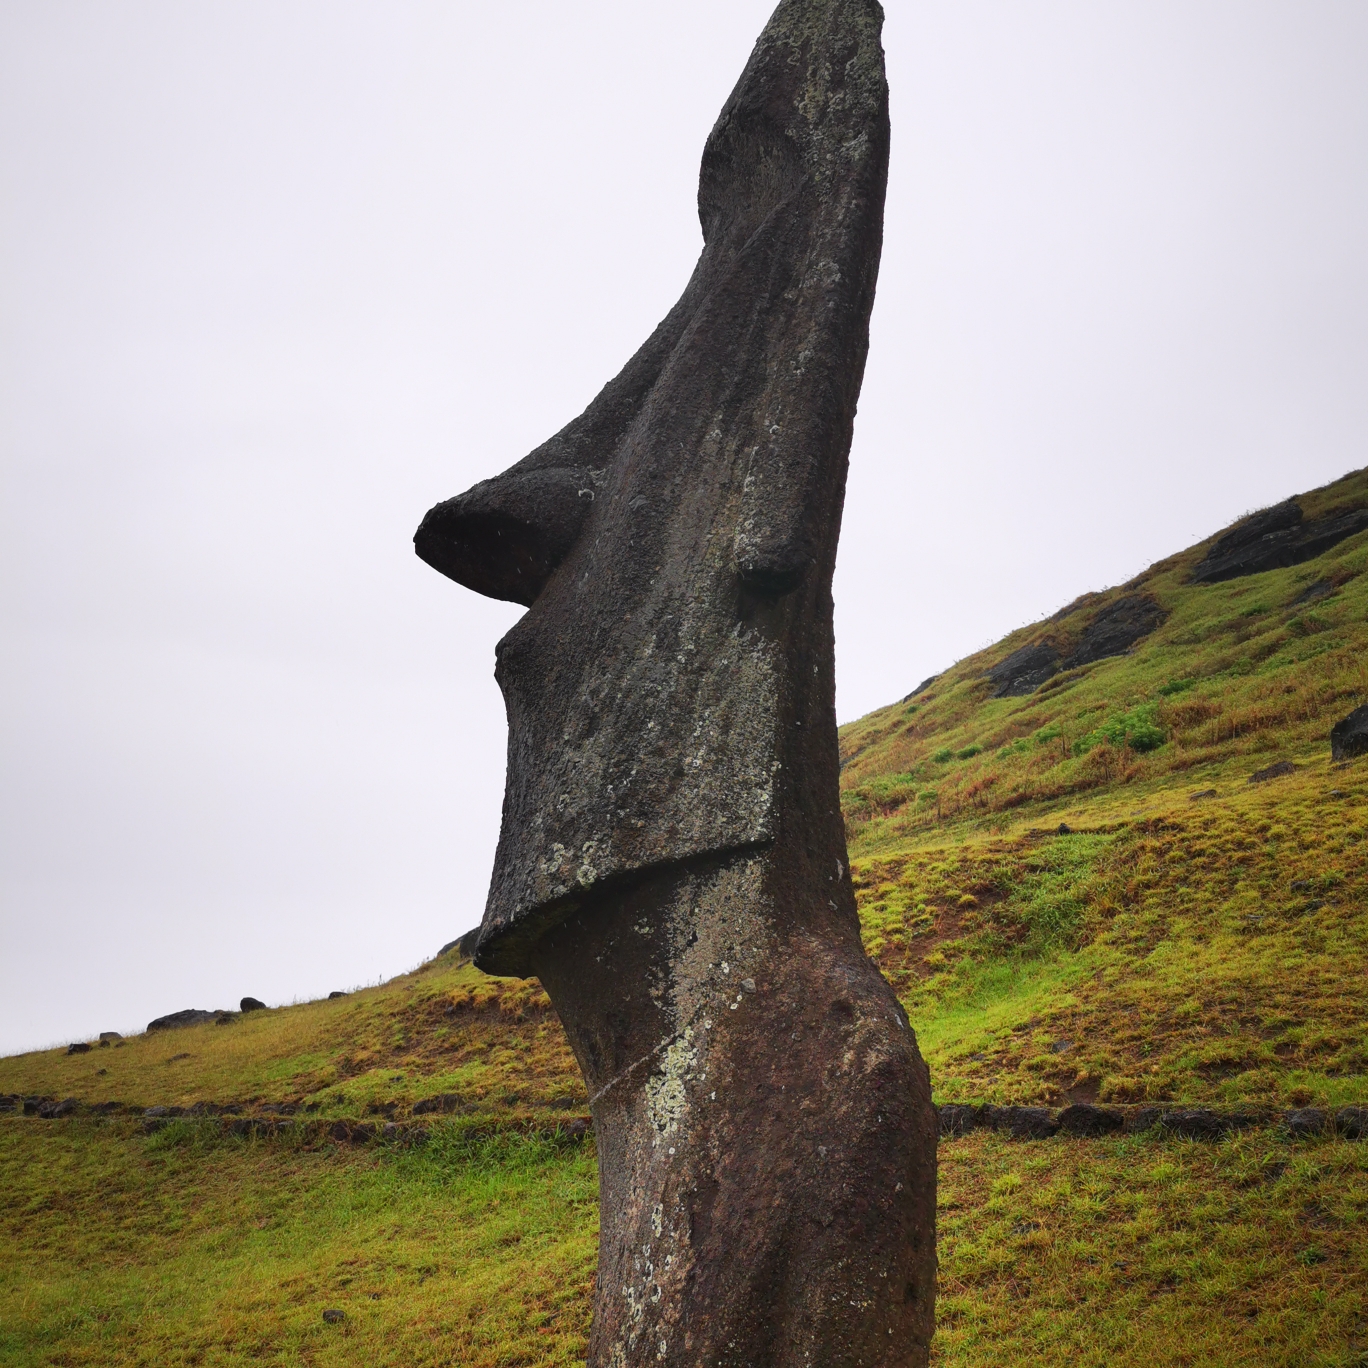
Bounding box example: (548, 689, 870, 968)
(415, 1, 936, 1363)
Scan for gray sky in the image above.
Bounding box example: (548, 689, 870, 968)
(3, 1, 1365, 1056)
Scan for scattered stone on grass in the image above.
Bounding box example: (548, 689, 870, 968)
(239, 997, 267, 1012)
(327, 991, 347, 999)
(98, 1031, 122, 1042)
(66, 1042, 91, 1055)
(1249, 760, 1297, 784)
(1330, 704, 1368, 762)
(1189, 789, 1218, 801)
(147, 1009, 219, 1032)
(1284, 1108, 1331, 1138)
(322, 1309, 345, 1324)
(1337, 1106, 1368, 1139)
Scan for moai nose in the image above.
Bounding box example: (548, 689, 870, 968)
(414, 465, 597, 607)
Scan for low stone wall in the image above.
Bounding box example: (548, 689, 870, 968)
(937, 1101, 1367, 1141)
(5, 1093, 1364, 1145)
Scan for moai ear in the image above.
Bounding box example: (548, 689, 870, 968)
(414, 466, 596, 607)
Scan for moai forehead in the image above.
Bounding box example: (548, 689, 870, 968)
(416, 0, 888, 974)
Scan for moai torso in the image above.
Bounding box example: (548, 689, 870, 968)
(417, 0, 889, 974)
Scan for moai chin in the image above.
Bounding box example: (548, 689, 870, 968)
(415, 2, 936, 1363)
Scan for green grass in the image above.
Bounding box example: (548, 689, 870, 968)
(3, 1118, 1364, 1366)
(935, 1129, 1368, 1367)
(0, 1118, 597, 1367)
(3, 465, 1367, 1364)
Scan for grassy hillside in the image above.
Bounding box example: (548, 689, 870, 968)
(840, 465, 1368, 1116)
(4, 467, 1367, 1366)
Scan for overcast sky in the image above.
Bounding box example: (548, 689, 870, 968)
(3, 1, 1365, 1056)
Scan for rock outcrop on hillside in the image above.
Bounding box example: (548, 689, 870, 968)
(1331, 704, 1368, 761)
(1191, 498, 1368, 584)
(986, 593, 1168, 698)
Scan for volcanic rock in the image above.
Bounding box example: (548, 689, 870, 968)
(1330, 705, 1368, 762)
(1066, 594, 1168, 669)
(1191, 498, 1368, 583)
(980, 1105, 1059, 1139)
(147, 1009, 218, 1032)
(1284, 1108, 1330, 1138)
(985, 642, 1062, 698)
(1337, 1106, 1368, 1139)
(1249, 760, 1297, 784)
(1050, 1105, 1127, 1138)
(239, 997, 267, 1013)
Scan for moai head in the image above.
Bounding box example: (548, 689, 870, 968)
(416, 0, 889, 975)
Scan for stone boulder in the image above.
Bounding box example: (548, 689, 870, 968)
(1330, 705, 1368, 762)
(1337, 1106, 1368, 1139)
(1284, 1108, 1330, 1139)
(146, 1009, 219, 1032)
(239, 997, 267, 1012)
(66, 1042, 92, 1055)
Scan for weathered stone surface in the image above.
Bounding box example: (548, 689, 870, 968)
(327, 991, 347, 1000)
(1292, 578, 1336, 605)
(147, 1009, 218, 1032)
(985, 641, 1062, 698)
(1125, 1106, 1164, 1134)
(938, 1103, 981, 1137)
(534, 861, 935, 1367)
(980, 1105, 1059, 1140)
(1159, 1108, 1258, 1140)
(1067, 594, 1168, 669)
(66, 1042, 92, 1055)
(1337, 1106, 1368, 1139)
(1191, 498, 1368, 583)
(984, 593, 1167, 698)
(1249, 760, 1297, 784)
(413, 3, 934, 1363)
(419, 0, 895, 974)
(1330, 704, 1368, 762)
(98, 1031, 122, 1042)
(1057, 1103, 1124, 1137)
(1284, 1108, 1330, 1138)
(239, 997, 267, 1013)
